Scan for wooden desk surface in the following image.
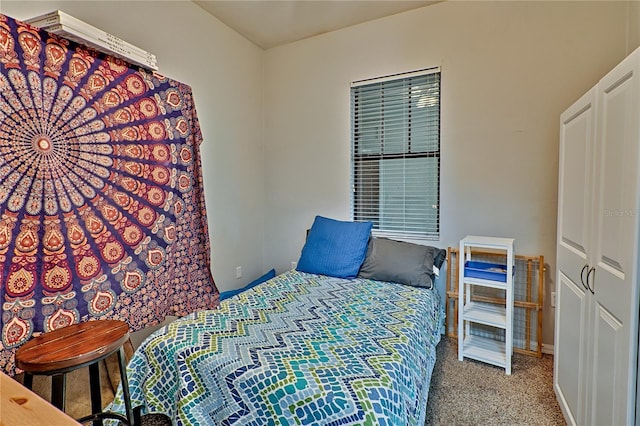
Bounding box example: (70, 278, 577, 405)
(0, 372, 80, 425)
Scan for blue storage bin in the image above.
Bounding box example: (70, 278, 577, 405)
(464, 261, 509, 282)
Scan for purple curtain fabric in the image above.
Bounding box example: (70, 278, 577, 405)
(0, 13, 219, 375)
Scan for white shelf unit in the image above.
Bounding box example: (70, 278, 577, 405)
(458, 235, 514, 374)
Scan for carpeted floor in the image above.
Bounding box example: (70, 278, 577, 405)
(425, 336, 566, 425)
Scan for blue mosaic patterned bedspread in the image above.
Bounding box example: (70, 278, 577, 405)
(110, 270, 444, 425)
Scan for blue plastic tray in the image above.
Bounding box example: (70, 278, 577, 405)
(464, 261, 508, 282)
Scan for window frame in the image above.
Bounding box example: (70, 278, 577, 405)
(350, 67, 441, 241)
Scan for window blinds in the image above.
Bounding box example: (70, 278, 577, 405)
(351, 68, 441, 240)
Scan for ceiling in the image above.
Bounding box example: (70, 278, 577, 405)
(194, 1, 439, 49)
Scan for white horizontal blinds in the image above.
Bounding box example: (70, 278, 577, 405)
(351, 69, 440, 240)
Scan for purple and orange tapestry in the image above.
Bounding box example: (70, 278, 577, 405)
(0, 13, 219, 374)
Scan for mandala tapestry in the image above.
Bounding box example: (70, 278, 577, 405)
(0, 13, 219, 375)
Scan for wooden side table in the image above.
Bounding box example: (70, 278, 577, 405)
(15, 320, 135, 426)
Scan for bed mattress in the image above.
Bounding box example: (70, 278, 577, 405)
(109, 270, 444, 425)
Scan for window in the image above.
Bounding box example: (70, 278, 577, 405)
(351, 68, 440, 240)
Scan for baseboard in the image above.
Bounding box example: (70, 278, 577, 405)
(542, 343, 554, 355)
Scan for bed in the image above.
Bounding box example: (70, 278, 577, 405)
(108, 216, 446, 425)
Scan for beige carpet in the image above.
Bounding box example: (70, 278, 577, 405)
(425, 337, 566, 426)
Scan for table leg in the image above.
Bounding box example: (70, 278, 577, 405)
(23, 373, 33, 390)
(51, 373, 66, 411)
(89, 362, 103, 426)
(117, 346, 135, 426)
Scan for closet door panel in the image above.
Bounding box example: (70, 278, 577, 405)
(554, 271, 589, 426)
(557, 88, 596, 286)
(589, 302, 623, 426)
(591, 48, 640, 426)
(595, 70, 636, 280)
(555, 87, 597, 426)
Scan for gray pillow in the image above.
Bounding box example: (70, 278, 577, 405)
(358, 237, 446, 289)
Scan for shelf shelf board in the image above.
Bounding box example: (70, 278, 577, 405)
(461, 335, 507, 369)
(461, 235, 514, 250)
(462, 301, 507, 328)
(462, 276, 509, 290)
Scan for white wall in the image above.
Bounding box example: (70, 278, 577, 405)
(0, 1, 266, 292)
(262, 1, 635, 348)
(3, 1, 639, 348)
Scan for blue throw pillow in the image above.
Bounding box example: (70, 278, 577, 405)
(296, 216, 373, 279)
(219, 268, 276, 301)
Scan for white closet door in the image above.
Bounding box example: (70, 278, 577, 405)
(554, 88, 596, 426)
(554, 271, 590, 425)
(589, 49, 640, 426)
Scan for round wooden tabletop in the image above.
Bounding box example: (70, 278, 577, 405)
(15, 320, 130, 374)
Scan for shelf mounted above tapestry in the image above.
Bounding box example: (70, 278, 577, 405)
(24, 10, 158, 71)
